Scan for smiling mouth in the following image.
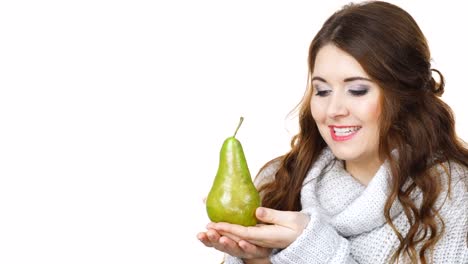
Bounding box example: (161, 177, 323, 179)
(329, 126, 361, 141)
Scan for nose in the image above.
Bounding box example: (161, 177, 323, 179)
(326, 92, 349, 118)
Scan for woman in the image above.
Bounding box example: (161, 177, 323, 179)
(198, 1, 468, 263)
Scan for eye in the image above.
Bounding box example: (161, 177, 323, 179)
(349, 89, 368, 96)
(315, 90, 331, 97)
(313, 84, 331, 97)
(348, 85, 369, 96)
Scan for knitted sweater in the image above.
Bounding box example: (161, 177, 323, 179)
(225, 148, 468, 263)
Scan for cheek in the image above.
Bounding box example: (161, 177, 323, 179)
(371, 101, 382, 122)
(310, 100, 326, 122)
(356, 100, 381, 123)
(357, 100, 382, 145)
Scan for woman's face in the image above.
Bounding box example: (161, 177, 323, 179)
(310, 44, 382, 165)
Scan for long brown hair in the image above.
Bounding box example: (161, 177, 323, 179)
(258, 1, 468, 263)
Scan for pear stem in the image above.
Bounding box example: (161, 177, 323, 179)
(233, 117, 244, 138)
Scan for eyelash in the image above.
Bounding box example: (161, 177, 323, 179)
(315, 90, 331, 97)
(314, 88, 369, 97)
(349, 89, 368, 96)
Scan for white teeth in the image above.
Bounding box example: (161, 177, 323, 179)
(333, 127, 360, 136)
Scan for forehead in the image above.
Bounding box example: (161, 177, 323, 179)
(312, 44, 370, 80)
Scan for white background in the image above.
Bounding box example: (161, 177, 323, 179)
(0, 1, 466, 263)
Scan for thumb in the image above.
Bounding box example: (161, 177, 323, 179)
(256, 207, 309, 229)
(255, 207, 287, 225)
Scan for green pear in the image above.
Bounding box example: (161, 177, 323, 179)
(206, 117, 261, 226)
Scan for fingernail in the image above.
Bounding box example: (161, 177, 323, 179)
(256, 207, 266, 217)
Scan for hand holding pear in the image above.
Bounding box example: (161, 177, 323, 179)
(206, 117, 261, 226)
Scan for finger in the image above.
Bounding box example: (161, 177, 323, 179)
(197, 232, 213, 247)
(206, 229, 221, 243)
(238, 239, 259, 253)
(206, 222, 246, 242)
(219, 236, 238, 248)
(256, 207, 286, 225)
(213, 236, 244, 257)
(238, 240, 271, 258)
(209, 222, 258, 241)
(256, 207, 309, 229)
(212, 221, 288, 248)
(218, 230, 242, 243)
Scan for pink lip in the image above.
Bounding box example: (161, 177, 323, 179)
(329, 126, 360, 141)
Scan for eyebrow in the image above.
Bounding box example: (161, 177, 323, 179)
(311, 76, 373, 83)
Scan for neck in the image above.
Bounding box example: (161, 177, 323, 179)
(344, 157, 383, 186)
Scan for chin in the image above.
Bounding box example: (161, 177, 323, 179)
(328, 145, 360, 161)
